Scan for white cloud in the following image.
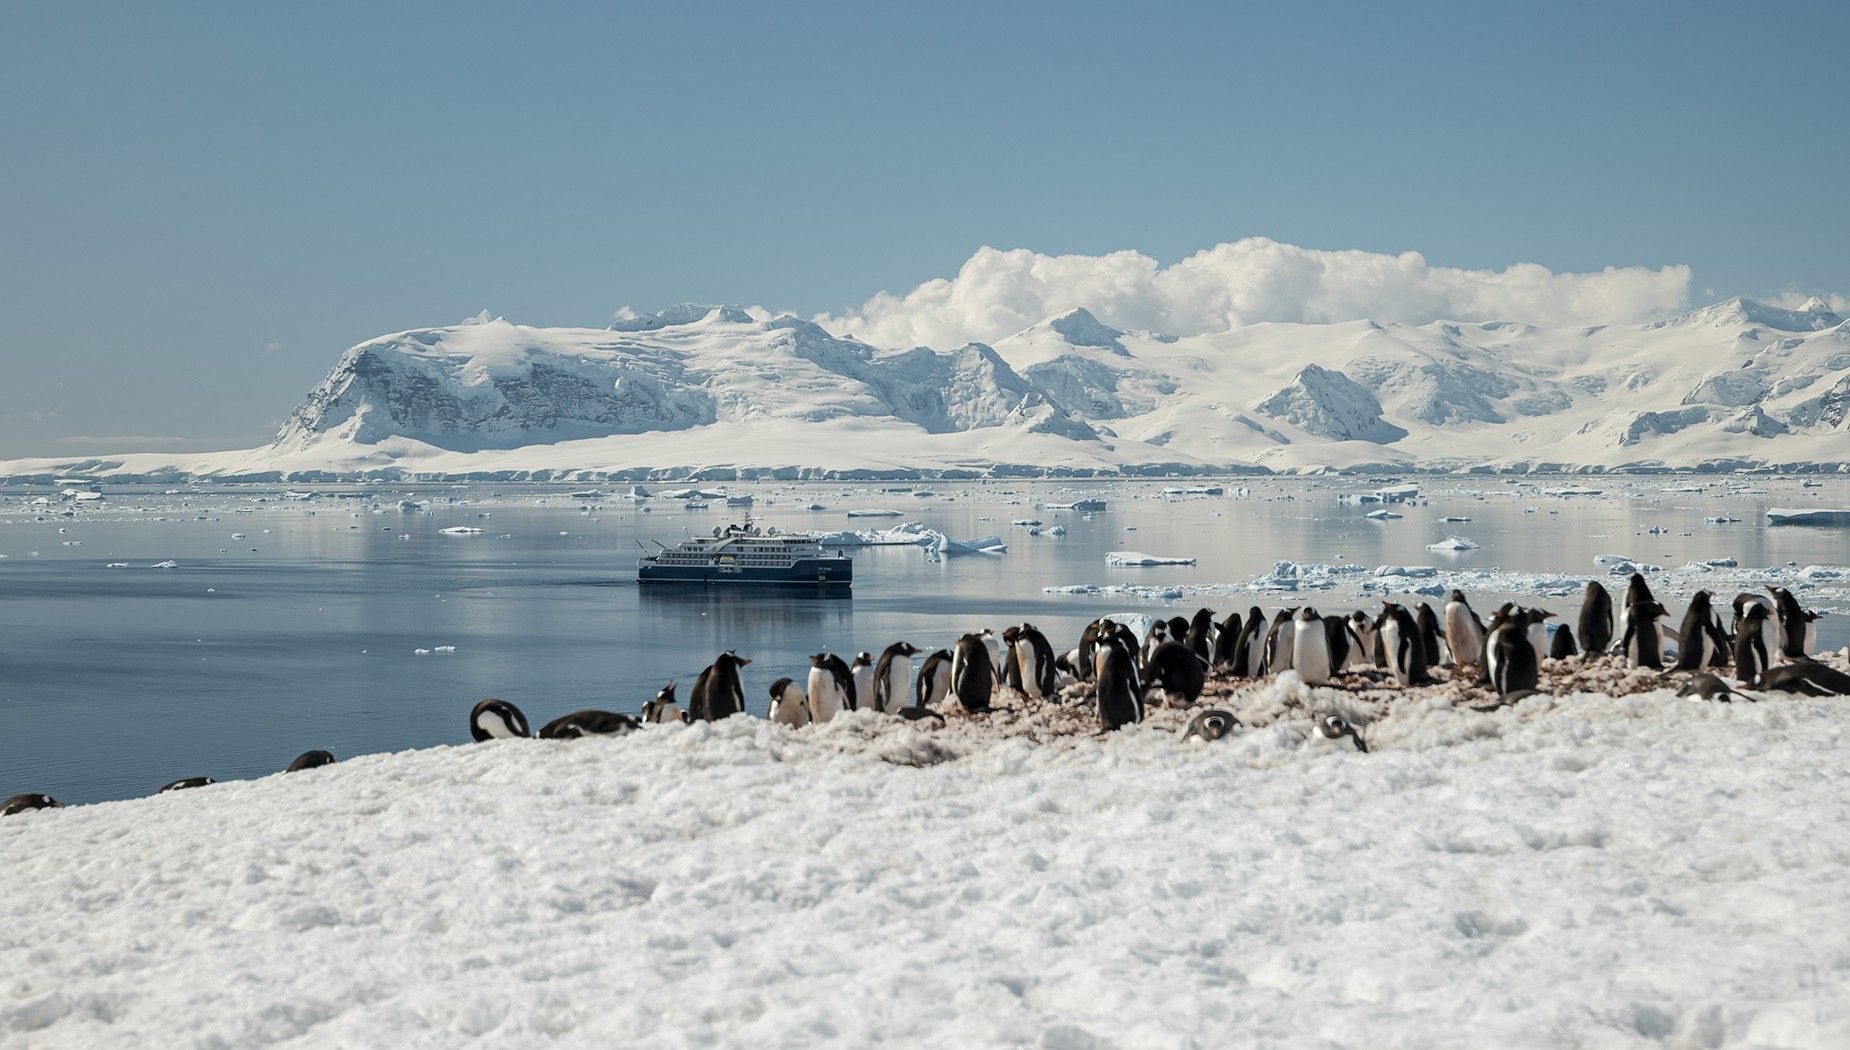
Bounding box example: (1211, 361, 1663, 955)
(813, 238, 1694, 348)
(1766, 291, 1850, 314)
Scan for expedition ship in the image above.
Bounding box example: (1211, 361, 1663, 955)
(636, 523, 852, 592)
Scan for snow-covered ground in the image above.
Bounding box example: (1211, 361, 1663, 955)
(6, 691, 1850, 1047)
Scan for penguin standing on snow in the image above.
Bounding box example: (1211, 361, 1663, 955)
(1345, 610, 1376, 670)
(1323, 613, 1351, 673)
(1767, 586, 1821, 662)
(1615, 573, 1656, 653)
(1579, 580, 1614, 655)
(1733, 593, 1778, 656)
(1210, 609, 1244, 673)
(541, 707, 642, 739)
(767, 677, 810, 726)
(872, 642, 922, 713)
(1417, 603, 1448, 667)
(1140, 619, 1170, 667)
(1733, 603, 1772, 687)
(470, 698, 531, 741)
(1621, 600, 1669, 669)
(1144, 640, 1206, 705)
(850, 653, 877, 709)
(1235, 607, 1270, 676)
(1290, 607, 1335, 686)
(1548, 623, 1577, 660)
(1444, 589, 1487, 669)
(1262, 609, 1297, 674)
(1012, 624, 1057, 700)
(2, 793, 62, 816)
(1375, 603, 1430, 686)
(1072, 621, 1103, 682)
(951, 633, 995, 713)
(1674, 591, 1724, 672)
(1185, 608, 1217, 665)
(689, 651, 752, 721)
(806, 652, 856, 722)
(915, 648, 953, 709)
(980, 629, 1006, 677)
(286, 750, 336, 772)
(1487, 612, 1540, 696)
(1093, 625, 1144, 731)
(640, 682, 687, 725)
(1524, 609, 1554, 667)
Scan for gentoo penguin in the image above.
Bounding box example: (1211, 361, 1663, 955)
(640, 682, 687, 725)
(872, 642, 922, 713)
(1073, 621, 1103, 682)
(1524, 609, 1554, 667)
(1167, 616, 1191, 650)
(1181, 708, 1240, 742)
(1235, 607, 1270, 677)
(1733, 603, 1772, 687)
(1291, 607, 1335, 686)
(1344, 610, 1376, 670)
(1375, 603, 1430, 686)
(1144, 640, 1206, 704)
(1767, 586, 1821, 661)
(1210, 609, 1244, 673)
(286, 749, 336, 772)
(1262, 609, 1297, 674)
(1416, 603, 1448, 667)
(470, 698, 531, 741)
(1444, 590, 1487, 668)
(2, 793, 61, 816)
(540, 708, 642, 739)
(1732, 592, 1779, 657)
(767, 677, 811, 726)
(1487, 613, 1539, 697)
(980, 629, 1005, 678)
(1323, 613, 1351, 673)
(1312, 714, 1368, 753)
(1674, 591, 1724, 672)
(1677, 673, 1744, 703)
(850, 652, 877, 710)
(1548, 623, 1577, 660)
(158, 776, 215, 793)
(1757, 659, 1850, 697)
(1011, 624, 1057, 700)
(689, 651, 751, 721)
(1578, 580, 1614, 655)
(1615, 573, 1656, 653)
(806, 652, 856, 723)
(1000, 627, 1026, 692)
(1093, 627, 1144, 731)
(915, 649, 954, 710)
(951, 633, 995, 713)
(1141, 619, 1170, 667)
(1621, 600, 1668, 670)
(1184, 608, 1217, 665)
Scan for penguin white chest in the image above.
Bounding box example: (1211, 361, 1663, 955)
(807, 669, 842, 722)
(1017, 644, 1043, 699)
(1291, 621, 1332, 685)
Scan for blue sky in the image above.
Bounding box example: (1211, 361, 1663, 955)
(2, 1, 1846, 455)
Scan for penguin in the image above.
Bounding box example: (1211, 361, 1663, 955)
(1615, 573, 1656, 653)
(1181, 708, 1240, 742)
(1235, 607, 1270, 677)
(1323, 613, 1351, 674)
(951, 633, 995, 713)
(1143, 640, 1206, 704)
(1375, 603, 1430, 686)
(1547, 623, 1577, 660)
(1210, 609, 1244, 673)
(806, 652, 855, 722)
(158, 777, 215, 793)
(1733, 603, 1772, 687)
(470, 698, 531, 741)
(1674, 591, 1722, 672)
(1578, 580, 1614, 656)
(1140, 619, 1170, 667)
(1262, 608, 1297, 674)
(1093, 628, 1144, 731)
(286, 749, 336, 772)
(690, 651, 752, 721)
(2, 793, 62, 816)
(1524, 609, 1554, 667)
(1677, 673, 1744, 703)
(1290, 607, 1335, 686)
(1757, 660, 1850, 697)
(1621, 600, 1668, 669)
(1073, 621, 1103, 682)
(540, 708, 641, 739)
(915, 648, 954, 710)
(1443, 589, 1487, 669)
(640, 682, 687, 725)
(767, 677, 810, 726)
(1767, 586, 1821, 661)
(872, 642, 922, 713)
(1732, 593, 1779, 657)
(1167, 616, 1191, 649)
(1012, 624, 1057, 700)
(980, 629, 1005, 677)
(850, 652, 877, 709)
(1487, 614, 1539, 697)
(1344, 610, 1376, 670)
(1185, 608, 1217, 665)
(1312, 714, 1368, 753)
(1417, 603, 1448, 667)
(999, 627, 1025, 692)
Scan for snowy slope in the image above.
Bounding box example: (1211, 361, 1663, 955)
(5, 298, 1850, 479)
(5, 694, 1850, 1047)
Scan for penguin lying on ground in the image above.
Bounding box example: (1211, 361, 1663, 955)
(470, 698, 531, 741)
(1677, 673, 1746, 702)
(1311, 714, 1368, 753)
(158, 777, 215, 793)
(2, 793, 61, 816)
(286, 750, 336, 772)
(1181, 708, 1240, 742)
(1757, 660, 1850, 697)
(540, 708, 642, 739)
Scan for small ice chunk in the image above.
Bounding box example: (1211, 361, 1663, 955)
(1106, 551, 1197, 567)
(1425, 536, 1479, 552)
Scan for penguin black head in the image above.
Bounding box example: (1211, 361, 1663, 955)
(2, 793, 62, 817)
(1528, 608, 1555, 625)
(656, 681, 677, 703)
(1182, 708, 1241, 742)
(810, 652, 831, 668)
(470, 698, 531, 742)
(286, 749, 337, 773)
(898, 641, 921, 656)
(1002, 626, 1021, 644)
(1317, 714, 1368, 753)
(852, 651, 873, 667)
(1296, 606, 1321, 622)
(722, 650, 751, 668)
(1449, 589, 1469, 605)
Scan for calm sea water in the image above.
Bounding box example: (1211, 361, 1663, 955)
(4, 477, 1847, 804)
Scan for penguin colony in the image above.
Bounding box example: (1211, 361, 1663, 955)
(4, 583, 1845, 818)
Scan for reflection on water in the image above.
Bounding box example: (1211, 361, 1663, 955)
(2, 476, 1848, 803)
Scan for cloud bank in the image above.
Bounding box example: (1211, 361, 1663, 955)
(813, 238, 1693, 348)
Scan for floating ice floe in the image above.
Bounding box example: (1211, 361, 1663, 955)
(795, 521, 934, 546)
(1106, 551, 1197, 567)
(398, 499, 429, 512)
(845, 508, 904, 518)
(150, 560, 179, 569)
(1044, 499, 1107, 512)
(1767, 508, 1850, 526)
(1373, 565, 1438, 578)
(1364, 510, 1403, 520)
(1705, 515, 1742, 523)
(927, 534, 1007, 558)
(105, 562, 128, 568)
(439, 526, 486, 535)
(1012, 519, 1042, 527)
(1047, 525, 1066, 536)
(1426, 536, 1479, 552)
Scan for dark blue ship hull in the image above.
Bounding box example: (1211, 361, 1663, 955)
(637, 556, 852, 591)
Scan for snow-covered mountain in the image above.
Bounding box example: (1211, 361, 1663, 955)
(7, 297, 1850, 479)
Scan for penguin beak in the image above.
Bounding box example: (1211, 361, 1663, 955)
(736, 657, 752, 666)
